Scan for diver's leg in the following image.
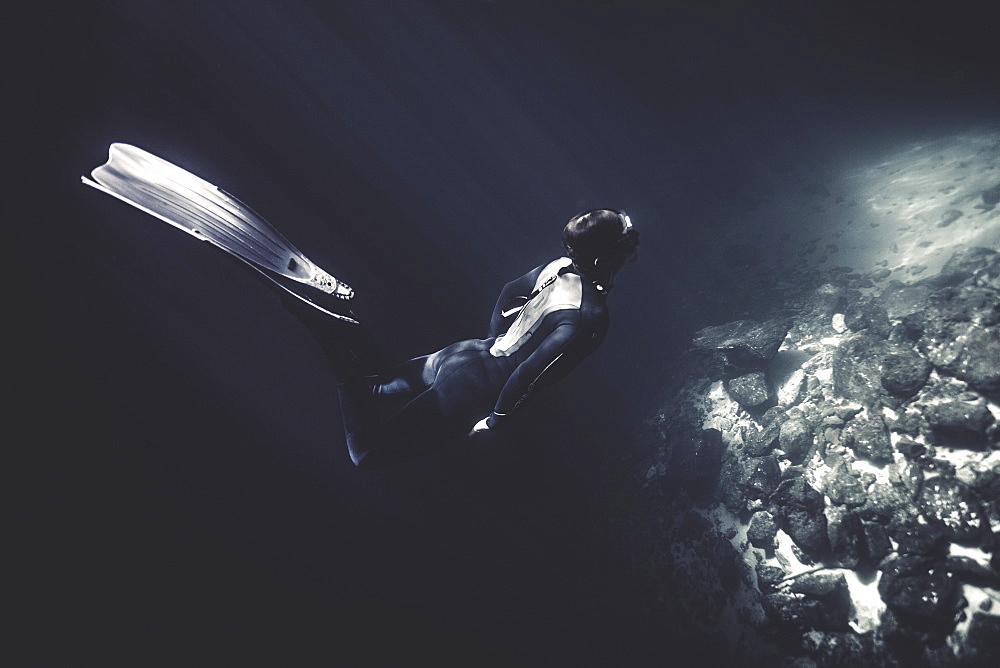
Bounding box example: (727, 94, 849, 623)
(348, 387, 454, 468)
(280, 292, 384, 379)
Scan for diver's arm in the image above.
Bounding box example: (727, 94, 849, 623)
(487, 267, 543, 338)
(486, 321, 580, 428)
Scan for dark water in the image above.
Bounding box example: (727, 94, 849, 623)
(16, 1, 998, 664)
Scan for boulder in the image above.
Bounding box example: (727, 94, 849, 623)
(770, 477, 830, 557)
(756, 563, 786, 591)
(727, 371, 771, 409)
(934, 246, 999, 288)
(763, 572, 851, 631)
(882, 282, 933, 320)
(878, 554, 962, 634)
(691, 319, 791, 378)
(842, 411, 894, 463)
(801, 632, 873, 667)
(826, 506, 861, 567)
(747, 510, 778, 549)
(859, 482, 914, 523)
(718, 451, 780, 512)
(907, 286, 1000, 393)
(745, 420, 781, 456)
(926, 400, 994, 437)
(843, 295, 891, 334)
(879, 349, 931, 397)
(666, 427, 727, 498)
(806, 284, 850, 319)
(832, 332, 886, 405)
(824, 463, 868, 506)
(860, 520, 892, 566)
(891, 522, 950, 557)
(746, 455, 781, 500)
(918, 477, 986, 544)
(778, 418, 813, 464)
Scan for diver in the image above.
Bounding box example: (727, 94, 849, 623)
(290, 208, 639, 468)
(83, 144, 638, 469)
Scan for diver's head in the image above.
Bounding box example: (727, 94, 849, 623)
(562, 208, 639, 278)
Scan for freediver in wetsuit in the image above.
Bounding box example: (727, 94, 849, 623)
(294, 208, 639, 468)
(81, 147, 638, 468)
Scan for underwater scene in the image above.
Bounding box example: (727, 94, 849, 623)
(16, 1, 998, 665)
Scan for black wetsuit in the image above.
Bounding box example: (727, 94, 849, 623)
(334, 257, 610, 467)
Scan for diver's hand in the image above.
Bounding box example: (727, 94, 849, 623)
(469, 416, 491, 436)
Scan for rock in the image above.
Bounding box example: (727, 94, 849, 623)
(788, 571, 849, 599)
(895, 439, 926, 458)
(791, 544, 814, 565)
(691, 319, 791, 378)
(842, 411, 894, 463)
(802, 632, 873, 667)
(666, 427, 726, 497)
(762, 589, 849, 631)
(771, 477, 830, 557)
(745, 421, 781, 456)
(879, 349, 931, 397)
(871, 268, 892, 282)
(806, 283, 850, 319)
(761, 406, 789, 428)
(756, 563, 786, 591)
(776, 369, 806, 406)
(746, 455, 781, 500)
(882, 282, 933, 320)
(860, 520, 891, 565)
(843, 296, 891, 337)
(892, 522, 950, 557)
(718, 452, 780, 512)
(926, 400, 994, 437)
(781, 465, 805, 481)
(877, 608, 953, 663)
(934, 246, 999, 287)
(908, 286, 1000, 393)
(964, 461, 1000, 502)
(747, 511, 778, 549)
(778, 418, 813, 464)
(878, 554, 962, 634)
(832, 332, 886, 405)
(727, 372, 771, 409)
(957, 613, 1000, 666)
(763, 572, 852, 632)
(859, 482, 913, 523)
(833, 405, 863, 422)
(918, 477, 986, 544)
(826, 506, 861, 567)
(937, 209, 963, 227)
(824, 464, 868, 506)
(946, 555, 1000, 587)
(888, 459, 923, 501)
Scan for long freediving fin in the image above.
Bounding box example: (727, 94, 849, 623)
(82, 143, 358, 323)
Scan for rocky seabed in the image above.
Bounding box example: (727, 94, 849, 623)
(643, 246, 999, 666)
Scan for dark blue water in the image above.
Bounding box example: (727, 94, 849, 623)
(16, 1, 998, 663)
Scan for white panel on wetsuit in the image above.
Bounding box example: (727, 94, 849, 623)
(490, 257, 582, 357)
